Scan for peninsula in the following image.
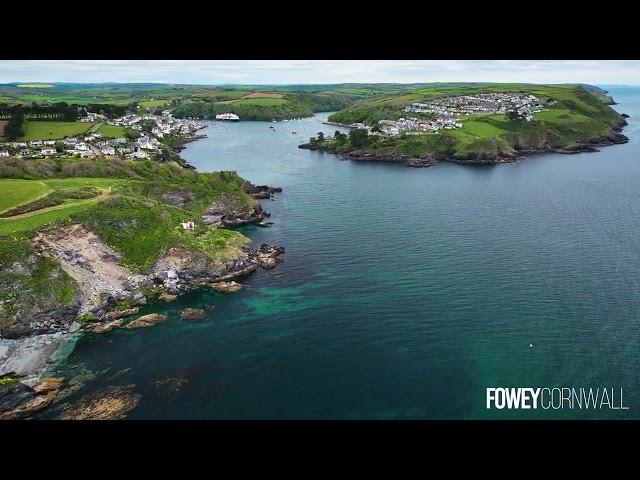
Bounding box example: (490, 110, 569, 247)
(299, 84, 628, 167)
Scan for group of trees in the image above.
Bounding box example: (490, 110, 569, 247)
(308, 129, 370, 149)
(3, 113, 25, 141)
(0, 102, 79, 122)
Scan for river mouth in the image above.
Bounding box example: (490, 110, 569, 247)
(37, 96, 640, 419)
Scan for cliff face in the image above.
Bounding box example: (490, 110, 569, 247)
(0, 242, 79, 339)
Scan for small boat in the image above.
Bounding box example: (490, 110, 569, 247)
(291, 130, 298, 134)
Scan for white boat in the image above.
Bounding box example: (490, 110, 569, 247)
(215, 113, 240, 122)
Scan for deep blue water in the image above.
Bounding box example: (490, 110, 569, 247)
(41, 88, 640, 419)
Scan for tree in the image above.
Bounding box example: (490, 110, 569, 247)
(370, 122, 382, 133)
(349, 128, 369, 149)
(316, 131, 325, 142)
(506, 109, 521, 121)
(4, 113, 25, 141)
(334, 130, 346, 143)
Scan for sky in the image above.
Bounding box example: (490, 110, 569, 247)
(0, 60, 639, 85)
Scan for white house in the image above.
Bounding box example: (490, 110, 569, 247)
(138, 137, 158, 150)
(101, 146, 116, 155)
(41, 148, 57, 156)
(0, 150, 9, 157)
(75, 142, 90, 151)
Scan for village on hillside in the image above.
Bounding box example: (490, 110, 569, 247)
(341, 92, 554, 138)
(0, 110, 207, 159)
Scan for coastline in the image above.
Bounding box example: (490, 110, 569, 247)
(303, 116, 629, 168)
(0, 134, 286, 419)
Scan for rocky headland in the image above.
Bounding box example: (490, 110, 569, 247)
(0, 171, 285, 419)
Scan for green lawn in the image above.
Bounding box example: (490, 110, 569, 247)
(0, 179, 51, 213)
(461, 120, 501, 138)
(0, 201, 96, 235)
(0, 177, 126, 235)
(96, 124, 131, 138)
(18, 121, 93, 141)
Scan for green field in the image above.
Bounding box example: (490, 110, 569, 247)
(233, 98, 289, 106)
(139, 99, 170, 108)
(18, 121, 92, 141)
(96, 124, 131, 138)
(16, 84, 54, 88)
(0, 177, 125, 235)
(0, 179, 51, 213)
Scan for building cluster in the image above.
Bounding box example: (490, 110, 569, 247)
(378, 117, 463, 136)
(405, 93, 549, 121)
(107, 112, 205, 137)
(0, 111, 207, 160)
(356, 93, 552, 137)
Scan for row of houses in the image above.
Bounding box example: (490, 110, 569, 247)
(404, 93, 549, 122)
(378, 117, 463, 136)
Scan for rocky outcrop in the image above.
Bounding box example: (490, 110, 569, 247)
(201, 193, 270, 227)
(124, 313, 167, 330)
(84, 319, 123, 334)
(158, 292, 178, 302)
(0, 375, 64, 419)
(212, 281, 242, 293)
(148, 243, 284, 292)
(179, 308, 207, 322)
(103, 307, 139, 322)
(243, 180, 283, 199)
(59, 385, 140, 420)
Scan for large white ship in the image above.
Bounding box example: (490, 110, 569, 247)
(215, 113, 240, 122)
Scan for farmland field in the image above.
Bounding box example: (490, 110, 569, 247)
(0, 179, 51, 213)
(16, 84, 54, 88)
(233, 98, 289, 106)
(18, 121, 93, 141)
(96, 124, 130, 138)
(242, 92, 284, 99)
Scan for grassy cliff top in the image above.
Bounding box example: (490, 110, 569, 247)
(324, 84, 625, 158)
(0, 158, 257, 270)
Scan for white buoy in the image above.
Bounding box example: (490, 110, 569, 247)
(529, 344, 533, 348)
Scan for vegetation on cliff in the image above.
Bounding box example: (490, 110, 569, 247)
(0, 158, 260, 336)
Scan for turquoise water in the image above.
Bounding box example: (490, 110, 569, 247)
(41, 88, 640, 419)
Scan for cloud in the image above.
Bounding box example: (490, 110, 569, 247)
(0, 60, 639, 85)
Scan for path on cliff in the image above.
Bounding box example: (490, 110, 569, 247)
(0, 184, 117, 221)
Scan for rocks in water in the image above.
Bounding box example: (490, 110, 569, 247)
(258, 256, 277, 269)
(243, 180, 283, 199)
(179, 308, 207, 322)
(255, 244, 285, 270)
(257, 221, 273, 227)
(212, 281, 242, 293)
(103, 307, 139, 322)
(124, 313, 167, 330)
(0, 376, 64, 420)
(59, 385, 140, 420)
(84, 319, 123, 334)
(152, 369, 196, 398)
(407, 157, 436, 168)
(158, 292, 178, 302)
(33, 377, 64, 395)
